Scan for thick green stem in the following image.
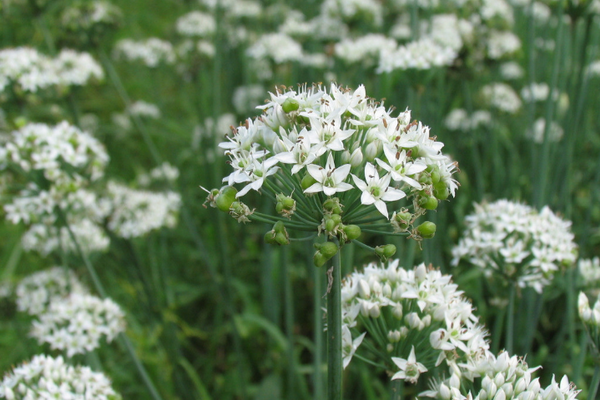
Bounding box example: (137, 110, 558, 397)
(327, 243, 342, 400)
(390, 379, 403, 400)
(313, 239, 325, 400)
(506, 285, 515, 354)
(283, 246, 296, 398)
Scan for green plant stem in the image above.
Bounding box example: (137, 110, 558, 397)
(327, 242, 342, 400)
(58, 208, 164, 400)
(390, 379, 403, 400)
(312, 240, 325, 400)
(283, 246, 296, 398)
(589, 364, 600, 400)
(506, 285, 515, 354)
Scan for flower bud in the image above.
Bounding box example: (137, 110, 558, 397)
(391, 210, 412, 231)
(365, 141, 380, 161)
(375, 244, 397, 261)
(342, 224, 361, 241)
(358, 279, 371, 299)
(215, 186, 238, 212)
(369, 303, 380, 318)
(392, 303, 403, 319)
(382, 282, 392, 298)
(281, 97, 300, 113)
(439, 383, 451, 400)
(349, 147, 363, 167)
(388, 330, 401, 343)
(417, 221, 436, 239)
(301, 173, 317, 191)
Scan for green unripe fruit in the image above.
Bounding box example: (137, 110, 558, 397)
(343, 225, 361, 241)
(317, 242, 339, 259)
(313, 252, 328, 268)
(301, 174, 317, 191)
(273, 221, 285, 233)
(323, 198, 343, 214)
(375, 244, 397, 260)
(282, 97, 300, 113)
(264, 231, 277, 245)
(275, 232, 290, 245)
(419, 196, 438, 210)
(281, 197, 295, 209)
(215, 186, 238, 212)
(417, 221, 436, 239)
(431, 171, 441, 184)
(276, 203, 284, 213)
(325, 218, 336, 233)
(419, 174, 432, 185)
(433, 181, 449, 200)
(330, 214, 342, 225)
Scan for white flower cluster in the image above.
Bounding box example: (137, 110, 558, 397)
(445, 109, 492, 131)
(105, 181, 181, 238)
(334, 34, 397, 67)
(61, 0, 122, 30)
(217, 83, 458, 226)
(0, 47, 103, 94)
(176, 11, 216, 37)
(128, 100, 161, 119)
(31, 293, 125, 357)
(340, 261, 489, 384)
(486, 30, 522, 60)
(579, 257, 600, 292)
(452, 200, 578, 292)
(15, 266, 88, 315)
(521, 83, 559, 103)
(232, 84, 265, 115)
(377, 38, 457, 73)
(113, 38, 176, 67)
(137, 162, 180, 187)
(246, 33, 304, 64)
(0, 354, 121, 400)
(499, 62, 524, 80)
(480, 83, 522, 114)
(526, 118, 564, 144)
(0, 121, 109, 184)
(588, 60, 600, 77)
(421, 351, 580, 400)
(320, 0, 383, 27)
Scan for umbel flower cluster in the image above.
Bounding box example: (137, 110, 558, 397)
(0, 354, 121, 400)
(205, 83, 458, 263)
(578, 292, 600, 356)
(15, 267, 126, 358)
(422, 351, 580, 400)
(451, 199, 577, 293)
(340, 261, 489, 384)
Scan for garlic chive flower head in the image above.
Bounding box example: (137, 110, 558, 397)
(16, 267, 89, 316)
(578, 292, 600, 355)
(338, 260, 489, 382)
(205, 83, 458, 259)
(421, 351, 580, 400)
(452, 200, 577, 293)
(0, 354, 122, 400)
(30, 293, 126, 358)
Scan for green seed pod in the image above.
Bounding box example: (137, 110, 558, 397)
(318, 241, 339, 259)
(433, 181, 449, 200)
(417, 221, 436, 239)
(343, 225, 361, 241)
(275, 232, 290, 246)
(215, 186, 238, 212)
(264, 231, 277, 245)
(323, 198, 343, 214)
(301, 174, 317, 191)
(282, 97, 300, 113)
(273, 221, 286, 233)
(313, 252, 328, 268)
(419, 196, 438, 210)
(430, 170, 441, 185)
(325, 218, 336, 233)
(275, 202, 284, 213)
(375, 244, 397, 261)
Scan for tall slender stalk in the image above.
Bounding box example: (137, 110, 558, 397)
(589, 364, 600, 400)
(57, 208, 164, 400)
(506, 285, 515, 354)
(313, 239, 325, 400)
(327, 242, 342, 400)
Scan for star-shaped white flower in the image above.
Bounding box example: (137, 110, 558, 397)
(342, 326, 366, 369)
(304, 153, 353, 196)
(391, 346, 428, 384)
(351, 162, 406, 219)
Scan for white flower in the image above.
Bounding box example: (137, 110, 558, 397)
(351, 162, 406, 219)
(342, 326, 366, 369)
(391, 346, 428, 384)
(304, 153, 353, 196)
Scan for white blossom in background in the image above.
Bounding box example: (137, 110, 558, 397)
(137, 162, 180, 187)
(61, 0, 122, 30)
(486, 30, 521, 59)
(30, 293, 126, 357)
(521, 82, 558, 103)
(587, 60, 600, 77)
(579, 257, 600, 295)
(579, 292, 600, 352)
(421, 351, 580, 400)
(192, 113, 236, 151)
(233, 84, 266, 115)
(452, 199, 578, 292)
(500, 61, 525, 80)
(377, 38, 457, 73)
(128, 100, 161, 119)
(320, 0, 383, 27)
(246, 33, 304, 64)
(335, 34, 397, 67)
(526, 118, 564, 143)
(0, 47, 103, 94)
(481, 83, 522, 113)
(105, 181, 181, 238)
(424, 14, 471, 52)
(278, 10, 316, 38)
(176, 11, 215, 37)
(0, 354, 121, 400)
(339, 261, 490, 382)
(445, 109, 492, 131)
(113, 38, 176, 67)
(16, 267, 89, 316)
(480, 0, 514, 25)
